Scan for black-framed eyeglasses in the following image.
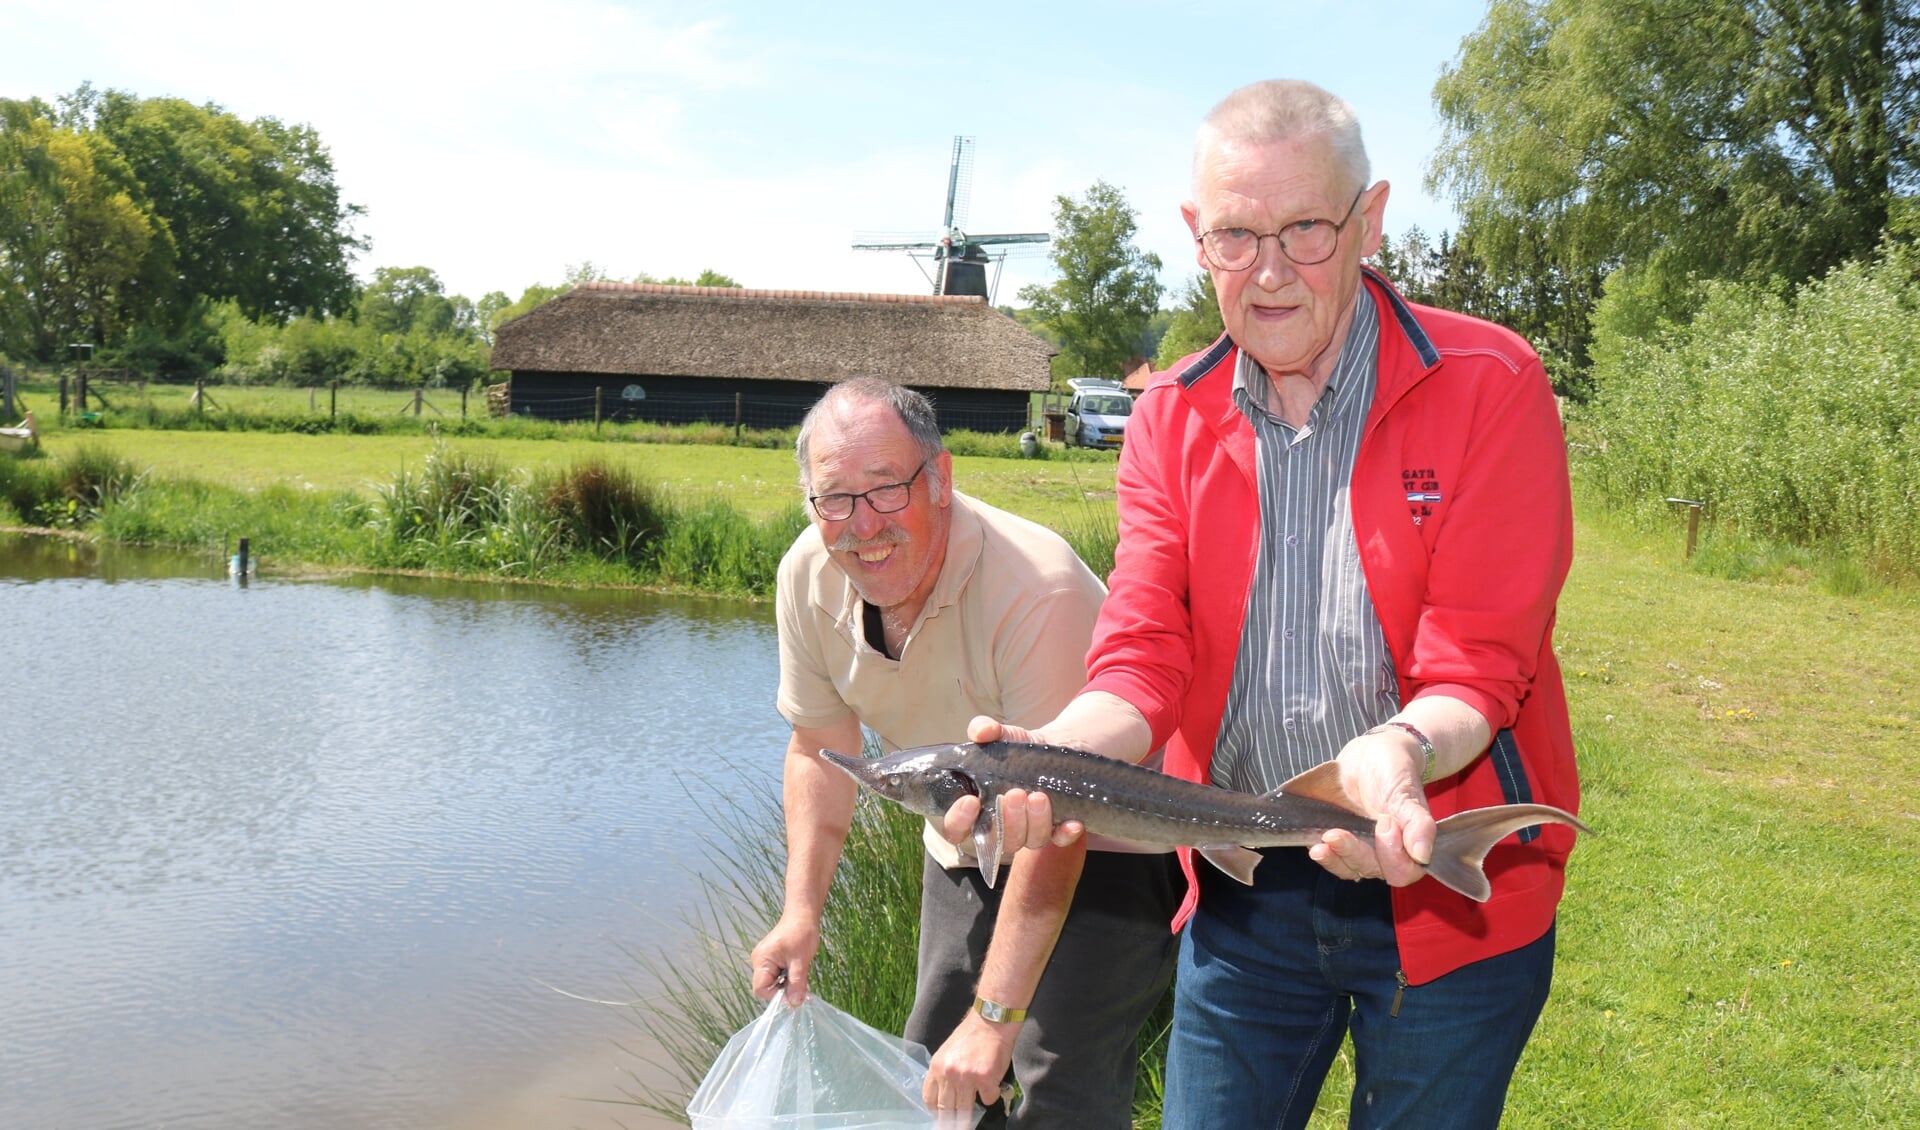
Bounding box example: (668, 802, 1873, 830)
(1195, 187, 1366, 271)
(808, 464, 925, 521)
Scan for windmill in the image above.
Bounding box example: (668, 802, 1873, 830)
(853, 136, 1050, 301)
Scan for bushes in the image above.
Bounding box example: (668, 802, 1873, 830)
(1579, 252, 1920, 578)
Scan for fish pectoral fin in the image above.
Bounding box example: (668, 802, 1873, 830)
(1273, 761, 1367, 817)
(973, 794, 1004, 890)
(1195, 844, 1263, 885)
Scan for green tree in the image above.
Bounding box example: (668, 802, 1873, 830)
(1428, 0, 1920, 363)
(358, 266, 463, 337)
(1018, 180, 1163, 381)
(0, 98, 165, 359)
(1153, 272, 1224, 368)
(80, 86, 367, 325)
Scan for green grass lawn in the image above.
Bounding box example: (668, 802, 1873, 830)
(33, 428, 1122, 529)
(13, 425, 1914, 1124)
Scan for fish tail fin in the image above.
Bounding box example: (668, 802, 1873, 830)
(1429, 804, 1592, 903)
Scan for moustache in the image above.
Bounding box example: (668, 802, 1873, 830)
(830, 527, 908, 554)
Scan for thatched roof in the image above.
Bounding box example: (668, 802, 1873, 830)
(491, 283, 1056, 392)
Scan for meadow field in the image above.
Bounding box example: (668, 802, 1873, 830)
(9, 424, 1915, 1126)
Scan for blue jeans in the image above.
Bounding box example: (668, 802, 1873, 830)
(1163, 847, 1555, 1130)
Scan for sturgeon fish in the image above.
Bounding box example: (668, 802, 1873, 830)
(819, 740, 1590, 903)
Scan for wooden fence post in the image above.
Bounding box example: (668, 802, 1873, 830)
(734, 391, 743, 442)
(461, 385, 468, 420)
(2, 367, 13, 419)
(76, 371, 89, 414)
(330, 381, 338, 421)
(60, 373, 69, 416)
(413, 388, 423, 417)
(594, 386, 604, 431)
(194, 379, 205, 417)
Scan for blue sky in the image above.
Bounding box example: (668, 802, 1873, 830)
(4, 0, 1492, 307)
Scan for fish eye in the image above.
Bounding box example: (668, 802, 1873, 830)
(887, 773, 903, 788)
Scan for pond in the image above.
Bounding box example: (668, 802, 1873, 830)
(0, 535, 789, 1129)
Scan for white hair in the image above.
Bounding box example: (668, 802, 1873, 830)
(1193, 79, 1370, 195)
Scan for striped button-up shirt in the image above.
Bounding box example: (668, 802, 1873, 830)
(1210, 296, 1401, 793)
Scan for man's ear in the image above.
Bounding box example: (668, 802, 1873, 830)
(935, 450, 954, 506)
(1180, 201, 1207, 267)
(1358, 180, 1392, 258)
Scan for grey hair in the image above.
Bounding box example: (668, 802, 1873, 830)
(794, 376, 946, 492)
(1194, 79, 1370, 196)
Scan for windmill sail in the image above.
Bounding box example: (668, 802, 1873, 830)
(854, 136, 1049, 300)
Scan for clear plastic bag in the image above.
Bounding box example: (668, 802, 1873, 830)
(687, 994, 979, 1129)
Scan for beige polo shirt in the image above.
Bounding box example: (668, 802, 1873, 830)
(775, 490, 1105, 867)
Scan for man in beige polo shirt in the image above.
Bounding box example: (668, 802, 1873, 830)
(748, 377, 1177, 1128)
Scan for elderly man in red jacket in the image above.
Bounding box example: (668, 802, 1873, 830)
(959, 78, 1584, 1128)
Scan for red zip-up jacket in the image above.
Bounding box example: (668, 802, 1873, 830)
(1084, 268, 1580, 984)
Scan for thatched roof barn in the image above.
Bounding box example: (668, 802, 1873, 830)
(489, 283, 1056, 433)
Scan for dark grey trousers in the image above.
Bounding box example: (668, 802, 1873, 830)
(902, 850, 1182, 1129)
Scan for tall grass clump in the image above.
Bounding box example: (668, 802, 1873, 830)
(612, 751, 926, 1124)
(1059, 502, 1119, 581)
(0, 445, 145, 526)
(654, 499, 808, 597)
(370, 443, 562, 575)
(536, 457, 671, 562)
(1578, 250, 1920, 579)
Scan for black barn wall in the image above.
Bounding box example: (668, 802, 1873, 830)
(503, 372, 1034, 433)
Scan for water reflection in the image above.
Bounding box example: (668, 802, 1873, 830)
(0, 535, 787, 1129)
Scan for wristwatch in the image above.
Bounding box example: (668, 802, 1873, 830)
(973, 996, 1028, 1024)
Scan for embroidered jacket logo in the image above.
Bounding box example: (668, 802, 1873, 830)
(1402, 468, 1441, 525)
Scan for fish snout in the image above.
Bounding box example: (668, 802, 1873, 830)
(817, 747, 881, 784)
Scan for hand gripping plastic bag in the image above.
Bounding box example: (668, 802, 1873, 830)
(687, 994, 981, 1129)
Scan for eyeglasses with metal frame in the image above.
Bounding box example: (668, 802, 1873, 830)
(1195, 186, 1367, 271)
(807, 463, 926, 521)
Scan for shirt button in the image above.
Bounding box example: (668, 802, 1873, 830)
(1285, 533, 1299, 547)
(1283, 717, 1297, 731)
(1283, 627, 1296, 640)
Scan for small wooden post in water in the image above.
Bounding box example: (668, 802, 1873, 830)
(231, 536, 251, 582)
